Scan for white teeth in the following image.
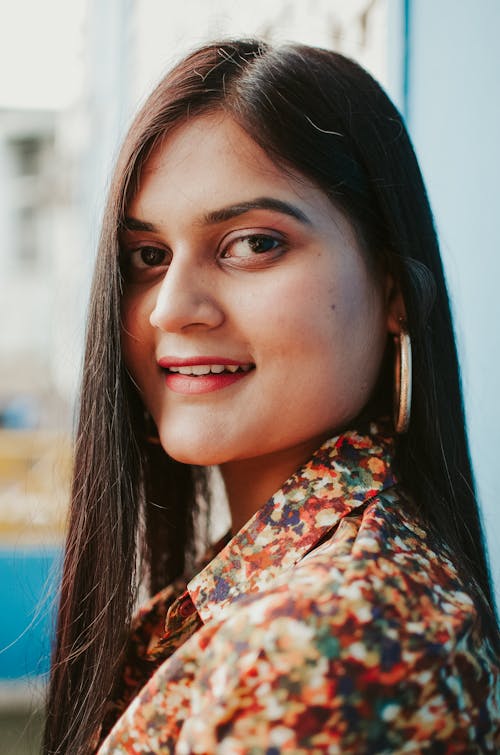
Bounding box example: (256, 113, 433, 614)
(167, 363, 253, 375)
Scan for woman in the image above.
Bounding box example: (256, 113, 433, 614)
(44, 40, 499, 753)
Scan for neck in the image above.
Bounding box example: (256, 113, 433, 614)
(220, 434, 331, 534)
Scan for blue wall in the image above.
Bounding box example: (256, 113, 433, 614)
(0, 549, 60, 680)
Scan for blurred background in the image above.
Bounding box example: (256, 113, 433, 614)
(0, 0, 498, 752)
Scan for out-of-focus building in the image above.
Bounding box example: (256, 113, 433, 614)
(0, 108, 73, 538)
(0, 109, 57, 425)
(0, 7, 85, 747)
(0, 112, 72, 754)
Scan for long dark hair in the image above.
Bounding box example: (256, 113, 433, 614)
(44, 39, 498, 754)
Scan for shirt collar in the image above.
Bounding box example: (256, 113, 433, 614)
(188, 421, 397, 624)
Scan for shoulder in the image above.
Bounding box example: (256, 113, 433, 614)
(230, 489, 479, 638)
(178, 491, 499, 751)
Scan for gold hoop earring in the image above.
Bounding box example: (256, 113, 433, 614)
(393, 327, 412, 434)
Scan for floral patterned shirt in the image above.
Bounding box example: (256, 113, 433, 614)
(97, 423, 500, 753)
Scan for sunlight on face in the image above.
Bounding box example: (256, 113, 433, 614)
(120, 113, 391, 468)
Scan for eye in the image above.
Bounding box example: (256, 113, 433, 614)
(121, 245, 170, 281)
(134, 246, 169, 267)
(221, 232, 285, 265)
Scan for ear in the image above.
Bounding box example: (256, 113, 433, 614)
(384, 274, 407, 334)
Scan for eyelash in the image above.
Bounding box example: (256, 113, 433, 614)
(121, 232, 287, 280)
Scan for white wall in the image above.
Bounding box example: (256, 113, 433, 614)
(406, 0, 500, 602)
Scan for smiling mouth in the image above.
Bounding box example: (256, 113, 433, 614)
(160, 362, 255, 395)
(163, 364, 255, 376)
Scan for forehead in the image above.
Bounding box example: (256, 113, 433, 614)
(128, 113, 338, 224)
(142, 113, 285, 183)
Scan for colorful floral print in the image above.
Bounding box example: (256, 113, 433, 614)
(97, 423, 500, 753)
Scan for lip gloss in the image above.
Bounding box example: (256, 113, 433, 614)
(164, 370, 249, 394)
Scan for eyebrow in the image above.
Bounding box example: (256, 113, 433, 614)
(122, 196, 312, 233)
(203, 197, 312, 226)
(121, 217, 157, 232)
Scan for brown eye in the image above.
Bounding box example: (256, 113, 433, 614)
(222, 234, 283, 260)
(245, 235, 280, 254)
(120, 244, 170, 282)
(138, 247, 168, 266)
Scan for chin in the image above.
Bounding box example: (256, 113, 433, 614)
(158, 433, 228, 467)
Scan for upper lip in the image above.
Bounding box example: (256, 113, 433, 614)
(158, 356, 253, 368)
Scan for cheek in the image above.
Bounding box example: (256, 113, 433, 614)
(254, 262, 380, 347)
(259, 261, 386, 400)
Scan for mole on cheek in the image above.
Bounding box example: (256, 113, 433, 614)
(331, 303, 336, 311)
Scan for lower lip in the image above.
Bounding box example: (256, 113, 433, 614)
(164, 371, 251, 395)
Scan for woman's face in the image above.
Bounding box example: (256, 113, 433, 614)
(121, 113, 393, 467)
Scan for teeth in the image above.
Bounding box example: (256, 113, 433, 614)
(168, 364, 252, 375)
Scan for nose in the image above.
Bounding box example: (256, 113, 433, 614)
(149, 258, 225, 332)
